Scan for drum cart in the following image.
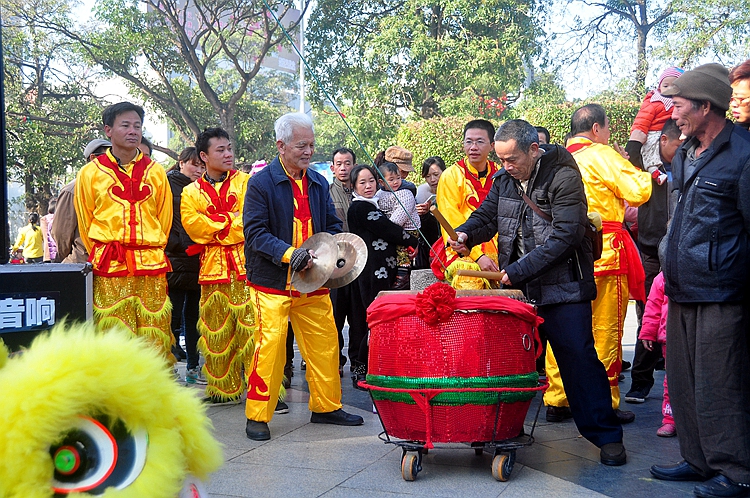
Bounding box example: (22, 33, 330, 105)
(362, 286, 547, 482)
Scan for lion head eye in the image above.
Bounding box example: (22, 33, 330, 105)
(51, 415, 147, 495)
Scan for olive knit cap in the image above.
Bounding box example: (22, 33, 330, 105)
(661, 63, 732, 111)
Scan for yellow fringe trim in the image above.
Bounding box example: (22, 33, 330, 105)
(94, 293, 172, 319)
(198, 284, 256, 399)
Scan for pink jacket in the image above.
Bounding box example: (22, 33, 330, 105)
(640, 272, 668, 344)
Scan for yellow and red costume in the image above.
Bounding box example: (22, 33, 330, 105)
(181, 169, 254, 401)
(544, 137, 651, 409)
(436, 158, 499, 289)
(74, 149, 174, 363)
(244, 157, 342, 423)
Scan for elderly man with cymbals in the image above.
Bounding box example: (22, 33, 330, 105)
(243, 112, 364, 441)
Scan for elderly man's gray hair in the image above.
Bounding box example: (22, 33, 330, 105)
(275, 113, 314, 144)
(494, 119, 540, 153)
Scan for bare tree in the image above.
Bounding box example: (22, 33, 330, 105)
(546, 0, 673, 92)
(35, 0, 308, 157)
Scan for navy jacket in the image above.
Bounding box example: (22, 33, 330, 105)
(243, 157, 342, 290)
(457, 144, 596, 306)
(665, 121, 750, 303)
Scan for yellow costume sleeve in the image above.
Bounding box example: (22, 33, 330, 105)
(436, 164, 484, 262)
(281, 247, 294, 264)
(593, 145, 652, 208)
(181, 186, 232, 245)
(152, 161, 173, 240)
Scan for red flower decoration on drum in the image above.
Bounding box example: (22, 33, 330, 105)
(416, 282, 457, 326)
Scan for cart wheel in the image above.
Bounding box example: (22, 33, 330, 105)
(492, 454, 513, 481)
(401, 453, 419, 481)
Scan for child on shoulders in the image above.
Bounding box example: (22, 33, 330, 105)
(627, 66, 684, 185)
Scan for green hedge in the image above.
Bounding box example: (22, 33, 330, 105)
(507, 99, 641, 146)
(394, 100, 640, 184)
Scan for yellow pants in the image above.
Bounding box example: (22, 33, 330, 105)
(544, 274, 627, 409)
(198, 277, 255, 401)
(93, 274, 174, 366)
(245, 288, 342, 423)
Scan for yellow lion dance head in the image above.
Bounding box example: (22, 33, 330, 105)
(0, 322, 223, 498)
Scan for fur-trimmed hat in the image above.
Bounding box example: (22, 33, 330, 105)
(385, 146, 414, 173)
(661, 63, 732, 111)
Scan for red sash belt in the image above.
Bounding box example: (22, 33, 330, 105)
(186, 242, 244, 278)
(596, 221, 645, 301)
(92, 240, 168, 277)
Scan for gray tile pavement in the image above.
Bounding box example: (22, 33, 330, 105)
(178, 302, 696, 497)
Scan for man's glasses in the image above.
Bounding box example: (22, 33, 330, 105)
(730, 96, 750, 107)
(463, 139, 488, 147)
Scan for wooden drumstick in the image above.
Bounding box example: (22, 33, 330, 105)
(429, 204, 458, 240)
(429, 205, 469, 257)
(456, 269, 507, 281)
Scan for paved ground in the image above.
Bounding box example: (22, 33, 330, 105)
(179, 302, 696, 497)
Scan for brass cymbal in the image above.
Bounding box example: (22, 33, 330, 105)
(290, 232, 337, 294)
(325, 233, 367, 289)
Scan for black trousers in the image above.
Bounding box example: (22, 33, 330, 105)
(539, 301, 623, 448)
(331, 282, 368, 367)
(630, 251, 664, 390)
(667, 299, 750, 483)
(168, 287, 201, 370)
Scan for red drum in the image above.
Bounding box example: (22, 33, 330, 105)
(365, 285, 544, 446)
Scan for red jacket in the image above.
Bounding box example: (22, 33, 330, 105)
(631, 92, 672, 134)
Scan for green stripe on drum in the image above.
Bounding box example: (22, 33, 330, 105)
(366, 372, 539, 405)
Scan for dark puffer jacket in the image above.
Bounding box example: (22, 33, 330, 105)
(166, 169, 200, 291)
(664, 121, 750, 303)
(457, 144, 596, 306)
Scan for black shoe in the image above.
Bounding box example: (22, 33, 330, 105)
(600, 442, 627, 466)
(622, 360, 631, 371)
(310, 408, 364, 426)
(351, 363, 367, 390)
(546, 405, 573, 422)
(615, 409, 635, 424)
(650, 461, 708, 482)
(301, 359, 306, 370)
(274, 401, 289, 414)
(245, 419, 271, 441)
(624, 386, 649, 403)
(171, 344, 187, 361)
(694, 475, 750, 498)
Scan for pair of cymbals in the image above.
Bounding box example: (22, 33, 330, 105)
(290, 232, 367, 294)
